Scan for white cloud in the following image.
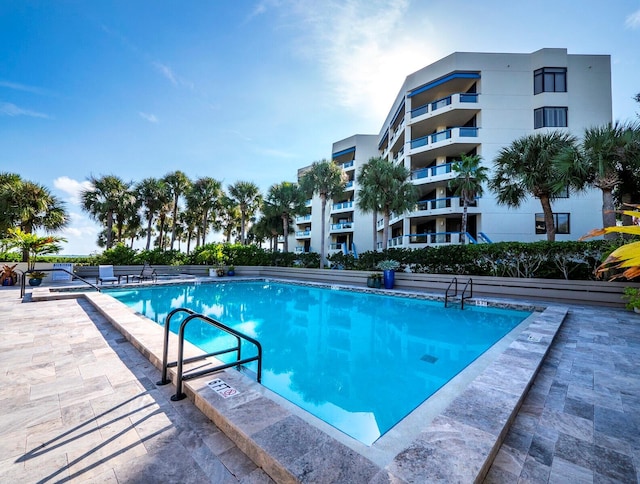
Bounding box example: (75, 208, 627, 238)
(0, 101, 50, 119)
(626, 9, 640, 29)
(139, 112, 159, 123)
(153, 61, 178, 85)
(57, 213, 100, 255)
(265, 0, 439, 121)
(152, 62, 194, 90)
(0, 80, 52, 96)
(53, 176, 93, 205)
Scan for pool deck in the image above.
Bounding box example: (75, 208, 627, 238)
(1, 279, 639, 482)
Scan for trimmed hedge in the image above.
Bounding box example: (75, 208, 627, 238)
(6, 239, 625, 281)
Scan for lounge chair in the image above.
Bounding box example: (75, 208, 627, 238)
(132, 263, 157, 283)
(98, 265, 119, 284)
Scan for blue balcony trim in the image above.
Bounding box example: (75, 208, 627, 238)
(378, 129, 389, 149)
(390, 101, 405, 126)
(408, 72, 480, 98)
(460, 93, 479, 102)
(332, 146, 355, 159)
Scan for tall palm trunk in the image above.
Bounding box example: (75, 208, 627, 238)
(461, 201, 469, 244)
(170, 204, 178, 250)
(145, 216, 153, 250)
(602, 188, 617, 240)
(540, 195, 556, 242)
(372, 212, 378, 251)
(319, 195, 327, 268)
(382, 209, 390, 250)
(281, 214, 289, 252)
(106, 209, 114, 248)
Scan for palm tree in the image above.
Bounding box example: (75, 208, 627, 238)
(448, 154, 489, 244)
(228, 181, 262, 245)
(0, 173, 23, 235)
(264, 182, 307, 252)
(356, 157, 418, 250)
(0, 174, 68, 235)
(81, 175, 131, 249)
(556, 121, 640, 238)
(489, 132, 577, 242)
(114, 188, 139, 245)
(135, 177, 168, 250)
(181, 209, 200, 254)
(251, 213, 283, 250)
(218, 195, 241, 243)
(163, 171, 191, 251)
(4, 228, 66, 271)
(186, 177, 222, 247)
(300, 160, 347, 268)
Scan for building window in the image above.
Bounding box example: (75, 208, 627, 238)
(534, 107, 568, 129)
(534, 67, 567, 94)
(535, 213, 570, 234)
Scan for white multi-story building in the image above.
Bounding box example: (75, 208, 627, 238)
(294, 48, 612, 255)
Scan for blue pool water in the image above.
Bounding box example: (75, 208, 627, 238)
(107, 281, 530, 445)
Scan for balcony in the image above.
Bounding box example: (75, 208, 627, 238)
(411, 162, 453, 181)
(295, 230, 311, 238)
(392, 147, 405, 163)
(409, 127, 479, 153)
(305, 199, 312, 207)
(328, 243, 343, 251)
(295, 246, 311, 253)
(330, 222, 353, 232)
(376, 212, 399, 228)
(410, 93, 479, 119)
(344, 180, 354, 191)
(295, 214, 311, 224)
(414, 196, 478, 214)
(332, 201, 353, 212)
(388, 235, 404, 247)
(340, 160, 355, 170)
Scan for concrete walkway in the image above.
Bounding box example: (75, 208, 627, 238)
(0, 286, 273, 483)
(1, 284, 639, 483)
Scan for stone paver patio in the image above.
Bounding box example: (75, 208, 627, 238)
(485, 306, 640, 483)
(0, 286, 272, 483)
(1, 282, 638, 483)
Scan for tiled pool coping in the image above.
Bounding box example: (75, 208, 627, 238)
(31, 278, 567, 483)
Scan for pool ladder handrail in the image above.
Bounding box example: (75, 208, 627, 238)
(157, 307, 263, 401)
(444, 277, 473, 309)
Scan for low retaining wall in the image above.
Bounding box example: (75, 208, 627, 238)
(65, 264, 637, 308)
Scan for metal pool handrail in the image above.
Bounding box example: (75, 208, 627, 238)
(20, 267, 101, 298)
(156, 307, 263, 401)
(445, 277, 473, 309)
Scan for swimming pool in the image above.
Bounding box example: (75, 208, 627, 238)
(107, 281, 531, 445)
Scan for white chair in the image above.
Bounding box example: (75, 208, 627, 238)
(98, 265, 119, 284)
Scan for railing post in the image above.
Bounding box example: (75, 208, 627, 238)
(157, 308, 194, 386)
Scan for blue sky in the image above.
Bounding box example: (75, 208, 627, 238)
(1, 0, 639, 254)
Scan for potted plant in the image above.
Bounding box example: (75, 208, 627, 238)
(377, 260, 400, 289)
(622, 287, 640, 313)
(28, 271, 47, 286)
(227, 266, 235, 276)
(366, 272, 383, 289)
(3, 228, 65, 287)
(216, 266, 225, 277)
(208, 267, 217, 277)
(0, 264, 18, 286)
